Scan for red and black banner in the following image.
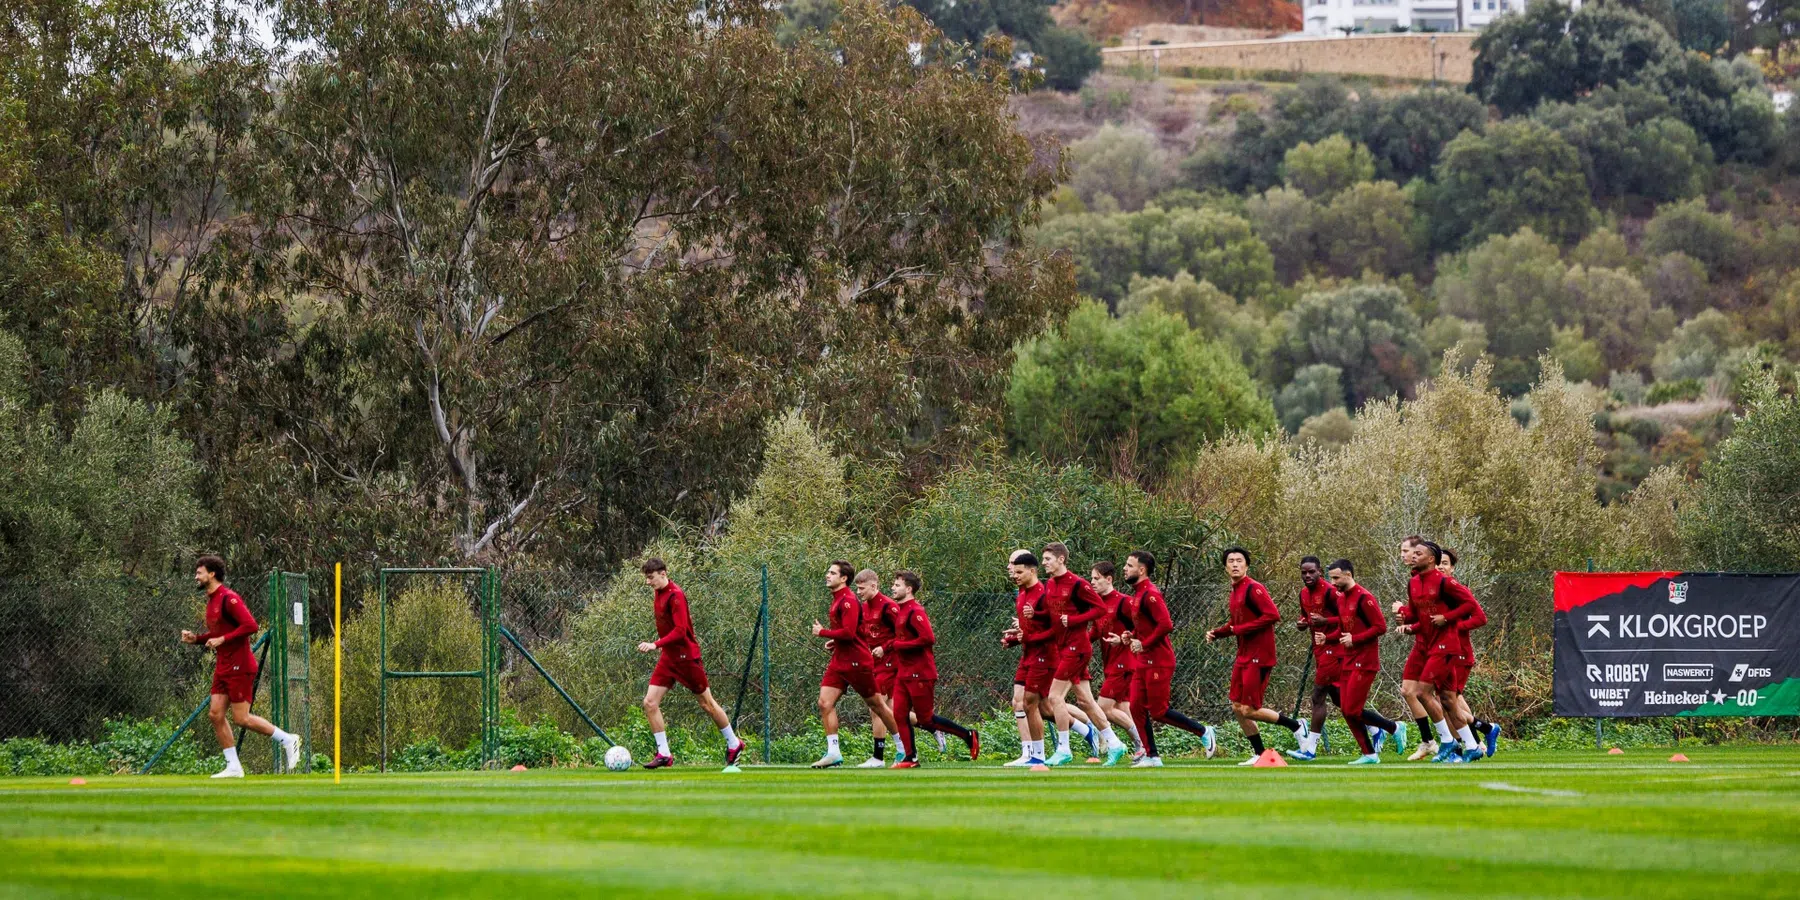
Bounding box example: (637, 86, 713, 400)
(1553, 572, 1800, 717)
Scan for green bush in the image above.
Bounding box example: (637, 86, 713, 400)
(1645, 378, 1704, 405)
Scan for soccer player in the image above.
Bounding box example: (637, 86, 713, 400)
(811, 560, 902, 768)
(1287, 556, 1340, 761)
(854, 569, 903, 768)
(1329, 559, 1405, 764)
(633, 558, 744, 769)
(1121, 550, 1217, 768)
(1041, 542, 1127, 767)
(886, 571, 979, 767)
(1091, 562, 1144, 763)
(1394, 541, 1484, 763)
(1438, 549, 1501, 757)
(999, 550, 1052, 767)
(1393, 535, 1451, 761)
(180, 555, 300, 778)
(1414, 542, 1488, 762)
(1206, 547, 1310, 765)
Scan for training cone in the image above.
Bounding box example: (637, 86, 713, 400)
(1252, 749, 1288, 768)
(68, 778, 86, 785)
(1669, 753, 1690, 762)
(510, 764, 527, 772)
(721, 764, 743, 774)
(1029, 764, 1050, 772)
(1607, 747, 1624, 755)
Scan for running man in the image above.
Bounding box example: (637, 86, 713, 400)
(180, 555, 300, 778)
(1000, 550, 1053, 767)
(1206, 547, 1310, 765)
(811, 561, 902, 768)
(854, 569, 903, 768)
(635, 558, 744, 769)
(1438, 549, 1501, 757)
(887, 571, 979, 767)
(1414, 542, 1487, 762)
(1287, 555, 1340, 761)
(1394, 535, 1451, 761)
(1330, 559, 1404, 764)
(1121, 550, 1217, 768)
(1041, 542, 1126, 767)
(1091, 561, 1144, 763)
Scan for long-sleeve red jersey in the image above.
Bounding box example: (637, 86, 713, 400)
(1015, 581, 1054, 648)
(1211, 576, 1279, 665)
(199, 584, 259, 675)
(652, 582, 703, 660)
(889, 598, 937, 679)
(818, 585, 872, 665)
(1336, 582, 1385, 668)
(1044, 570, 1105, 652)
(860, 592, 901, 658)
(1095, 589, 1133, 671)
(1298, 580, 1342, 656)
(1408, 569, 1480, 658)
(1125, 579, 1176, 668)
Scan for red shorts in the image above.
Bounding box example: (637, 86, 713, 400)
(650, 652, 709, 693)
(1339, 666, 1378, 716)
(210, 670, 256, 704)
(1098, 665, 1133, 702)
(1402, 643, 1429, 681)
(1013, 651, 1055, 697)
(1423, 655, 1471, 693)
(1229, 660, 1273, 709)
(892, 677, 936, 728)
(874, 661, 898, 697)
(1053, 646, 1093, 683)
(1312, 648, 1344, 687)
(1129, 664, 1173, 716)
(823, 659, 878, 698)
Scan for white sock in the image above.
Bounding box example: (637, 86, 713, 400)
(1057, 730, 1072, 754)
(826, 734, 841, 755)
(1433, 719, 1454, 743)
(222, 747, 240, 767)
(1031, 740, 1044, 759)
(1457, 725, 1478, 749)
(720, 725, 740, 749)
(653, 731, 671, 756)
(1070, 719, 1093, 740)
(1099, 726, 1117, 749)
(1125, 722, 1143, 748)
(270, 727, 291, 742)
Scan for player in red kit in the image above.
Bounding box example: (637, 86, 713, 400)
(854, 569, 904, 768)
(1286, 556, 1341, 761)
(886, 571, 979, 767)
(1329, 559, 1404, 763)
(1090, 562, 1144, 763)
(1040, 542, 1126, 767)
(1395, 535, 1451, 760)
(1206, 547, 1310, 765)
(1407, 541, 1488, 763)
(1120, 550, 1217, 768)
(811, 561, 901, 768)
(180, 555, 299, 778)
(633, 558, 743, 768)
(999, 550, 1053, 767)
(1439, 548, 1500, 756)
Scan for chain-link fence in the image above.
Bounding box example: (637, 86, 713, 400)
(0, 564, 1583, 771)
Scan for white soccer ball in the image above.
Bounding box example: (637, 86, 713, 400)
(604, 745, 633, 771)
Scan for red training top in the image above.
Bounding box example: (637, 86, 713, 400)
(1406, 569, 1479, 658)
(1044, 570, 1106, 653)
(818, 584, 873, 666)
(199, 584, 259, 676)
(860, 591, 901, 661)
(1127, 579, 1176, 669)
(889, 597, 937, 680)
(1096, 589, 1133, 674)
(1211, 576, 1279, 666)
(1298, 579, 1342, 657)
(1336, 582, 1386, 669)
(1015, 581, 1054, 651)
(653, 581, 702, 661)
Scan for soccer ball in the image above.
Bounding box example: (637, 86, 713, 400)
(604, 745, 633, 771)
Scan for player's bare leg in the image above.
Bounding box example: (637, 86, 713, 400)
(863, 691, 901, 748)
(1403, 678, 1448, 760)
(1044, 682, 1078, 763)
(1232, 701, 1306, 764)
(813, 685, 846, 767)
(692, 687, 745, 765)
(1006, 683, 1033, 765)
(209, 695, 297, 777)
(1099, 697, 1142, 754)
(863, 692, 891, 768)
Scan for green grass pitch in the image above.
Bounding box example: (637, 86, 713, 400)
(4, 748, 1799, 898)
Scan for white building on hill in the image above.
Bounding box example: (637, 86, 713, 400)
(1300, 0, 1579, 35)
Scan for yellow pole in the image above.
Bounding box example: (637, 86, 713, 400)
(334, 562, 342, 785)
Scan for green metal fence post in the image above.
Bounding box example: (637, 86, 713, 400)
(487, 566, 501, 767)
(761, 565, 772, 764)
(1589, 557, 1603, 751)
(266, 570, 284, 771)
(379, 568, 388, 772)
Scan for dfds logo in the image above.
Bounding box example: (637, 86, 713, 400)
(1668, 581, 1688, 605)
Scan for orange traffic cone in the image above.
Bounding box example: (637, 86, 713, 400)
(510, 764, 528, 772)
(1252, 749, 1288, 768)
(68, 778, 86, 785)
(1669, 753, 1690, 762)
(1607, 747, 1624, 755)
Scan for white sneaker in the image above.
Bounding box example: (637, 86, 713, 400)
(1202, 725, 1218, 759)
(1237, 755, 1260, 766)
(211, 765, 245, 779)
(1131, 756, 1164, 767)
(856, 757, 885, 769)
(810, 751, 844, 769)
(1302, 731, 1321, 756)
(1002, 753, 1034, 767)
(934, 731, 949, 754)
(280, 733, 302, 771)
(1408, 739, 1437, 762)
